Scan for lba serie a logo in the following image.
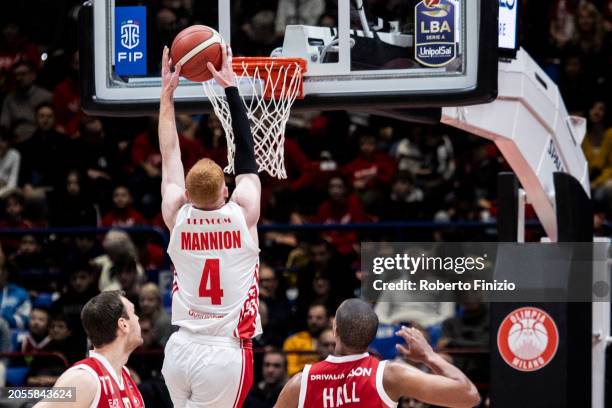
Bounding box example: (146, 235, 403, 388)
(497, 307, 559, 372)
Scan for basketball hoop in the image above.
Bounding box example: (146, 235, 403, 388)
(203, 57, 307, 179)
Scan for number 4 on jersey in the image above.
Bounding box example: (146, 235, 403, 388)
(199, 259, 224, 305)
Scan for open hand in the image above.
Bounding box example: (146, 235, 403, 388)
(207, 44, 237, 88)
(395, 326, 434, 364)
(161, 46, 181, 98)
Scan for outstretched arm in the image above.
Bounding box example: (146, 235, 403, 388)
(159, 46, 187, 231)
(384, 327, 480, 408)
(208, 45, 261, 229)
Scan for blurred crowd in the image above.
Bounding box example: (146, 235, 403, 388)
(0, 0, 610, 407)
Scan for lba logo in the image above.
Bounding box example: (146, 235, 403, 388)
(115, 6, 147, 76)
(497, 307, 559, 372)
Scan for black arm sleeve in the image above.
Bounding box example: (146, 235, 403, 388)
(225, 86, 258, 175)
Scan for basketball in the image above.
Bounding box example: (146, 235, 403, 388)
(170, 25, 223, 82)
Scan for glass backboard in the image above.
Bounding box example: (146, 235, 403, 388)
(79, 0, 499, 116)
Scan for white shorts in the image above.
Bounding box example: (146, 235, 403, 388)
(162, 329, 254, 408)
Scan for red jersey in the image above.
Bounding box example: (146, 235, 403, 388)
(299, 353, 396, 408)
(69, 351, 144, 408)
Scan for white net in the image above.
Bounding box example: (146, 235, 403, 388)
(202, 58, 305, 179)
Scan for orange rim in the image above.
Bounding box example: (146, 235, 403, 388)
(232, 57, 307, 99)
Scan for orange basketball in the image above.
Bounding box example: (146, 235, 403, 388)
(170, 25, 223, 82)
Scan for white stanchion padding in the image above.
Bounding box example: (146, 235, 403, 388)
(442, 48, 589, 241)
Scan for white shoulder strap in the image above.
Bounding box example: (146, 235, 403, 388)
(297, 364, 311, 408)
(376, 360, 398, 407)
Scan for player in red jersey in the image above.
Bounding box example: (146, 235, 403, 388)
(275, 299, 480, 408)
(35, 291, 144, 408)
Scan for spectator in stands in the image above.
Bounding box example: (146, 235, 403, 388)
(17, 102, 71, 190)
(0, 191, 31, 254)
(139, 283, 174, 347)
(133, 234, 165, 271)
(0, 23, 40, 73)
(20, 307, 51, 353)
(583, 100, 612, 205)
(316, 328, 335, 360)
(437, 293, 489, 385)
(276, 0, 325, 37)
(259, 264, 292, 348)
(115, 255, 143, 309)
(283, 302, 330, 376)
(0, 245, 31, 329)
(245, 349, 288, 408)
(296, 240, 356, 325)
(69, 116, 119, 209)
(53, 51, 81, 136)
(549, 0, 577, 52)
(94, 229, 145, 292)
(316, 175, 369, 256)
(130, 313, 173, 406)
(46, 313, 84, 364)
(0, 132, 20, 197)
(8, 234, 56, 294)
(101, 184, 146, 227)
(49, 170, 98, 227)
(0, 61, 52, 141)
(394, 126, 455, 187)
(52, 261, 99, 349)
(239, 9, 279, 56)
(343, 131, 395, 210)
(438, 294, 489, 350)
(559, 50, 593, 113)
(573, 2, 606, 58)
(378, 171, 425, 220)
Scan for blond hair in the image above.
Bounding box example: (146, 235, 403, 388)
(186, 159, 225, 208)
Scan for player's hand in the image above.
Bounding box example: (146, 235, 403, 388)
(208, 44, 237, 88)
(161, 46, 181, 98)
(395, 326, 435, 364)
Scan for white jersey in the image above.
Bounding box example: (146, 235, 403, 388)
(167, 201, 261, 339)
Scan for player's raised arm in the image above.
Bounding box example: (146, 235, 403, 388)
(384, 327, 480, 408)
(207, 44, 261, 229)
(159, 46, 187, 230)
(33, 368, 98, 408)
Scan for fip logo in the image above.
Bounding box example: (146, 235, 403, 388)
(120, 20, 140, 50)
(115, 7, 147, 76)
(500, 0, 516, 10)
(497, 307, 559, 372)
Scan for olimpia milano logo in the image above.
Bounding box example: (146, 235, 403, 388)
(497, 307, 559, 372)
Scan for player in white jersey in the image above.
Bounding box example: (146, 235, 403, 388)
(158, 44, 261, 407)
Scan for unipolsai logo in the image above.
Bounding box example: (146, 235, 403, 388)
(120, 19, 140, 50)
(497, 307, 559, 372)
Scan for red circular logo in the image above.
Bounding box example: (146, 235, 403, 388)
(424, 0, 441, 7)
(497, 307, 559, 372)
